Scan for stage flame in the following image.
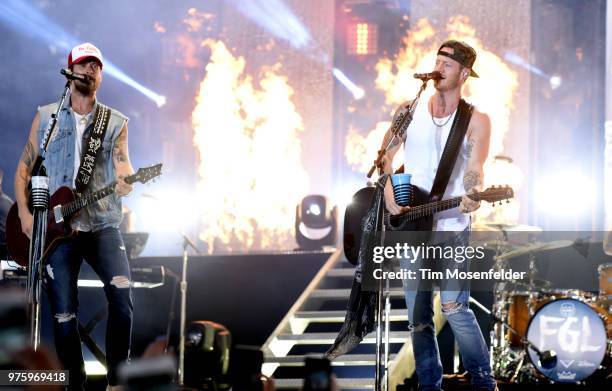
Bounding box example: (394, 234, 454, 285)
(192, 40, 308, 253)
(346, 16, 520, 223)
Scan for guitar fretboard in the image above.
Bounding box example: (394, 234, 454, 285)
(404, 196, 464, 220)
(60, 183, 116, 217)
(59, 174, 139, 218)
(391, 193, 483, 223)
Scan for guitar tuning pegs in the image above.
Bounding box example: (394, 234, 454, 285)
(506, 200, 510, 203)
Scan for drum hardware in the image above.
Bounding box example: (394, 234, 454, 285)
(470, 296, 558, 371)
(469, 225, 611, 384)
(492, 289, 611, 384)
(599, 263, 612, 300)
(493, 240, 574, 262)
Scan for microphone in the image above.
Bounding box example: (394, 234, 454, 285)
(413, 71, 443, 81)
(61, 68, 88, 82)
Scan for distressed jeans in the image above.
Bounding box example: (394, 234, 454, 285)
(400, 230, 496, 391)
(44, 227, 133, 390)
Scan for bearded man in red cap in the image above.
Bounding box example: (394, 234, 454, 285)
(14, 42, 134, 391)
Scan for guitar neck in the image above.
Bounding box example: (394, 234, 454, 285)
(61, 184, 115, 218)
(60, 174, 137, 218)
(403, 195, 469, 221)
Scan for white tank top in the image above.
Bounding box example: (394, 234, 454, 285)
(402, 99, 470, 231)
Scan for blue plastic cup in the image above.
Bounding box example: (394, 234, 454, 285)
(391, 174, 412, 206)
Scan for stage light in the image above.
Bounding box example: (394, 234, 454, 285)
(504, 51, 547, 77)
(84, 360, 106, 375)
(184, 321, 232, 389)
(549, 75, 562, 90)
(332, 68, 365, 100)
(356, 23, 369, 55)
(347, 22, 378, 56)
(504, 51, 563, 91)
(0, 0, 166, 107)
(295, 195, 338, 250)
(308, 203, 322, 216)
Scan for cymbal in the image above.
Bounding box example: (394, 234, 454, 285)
(494, 240, 574, 261)
(472, 222, 543, 232)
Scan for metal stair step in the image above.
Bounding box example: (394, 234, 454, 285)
(326, 268, 355, 277)
(311, 288, 404, 299)
(265, 353, 396, 366)
(276, 331, 410, 344)
(274, 377, 373, 389)
(293, 309, 406, 322)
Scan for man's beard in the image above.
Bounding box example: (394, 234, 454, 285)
(73, 79, 96, 95)
(434, 77, 460, 92)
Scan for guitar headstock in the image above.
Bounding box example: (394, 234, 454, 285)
(479, 185, 514, 203)
(131, 164, 163, 184)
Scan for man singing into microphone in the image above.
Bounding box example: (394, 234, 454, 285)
(379, 40, 497, 391)
(14, 42, 134, 390)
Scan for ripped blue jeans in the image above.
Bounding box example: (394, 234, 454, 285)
(400, 230, 495, 391)
(44, 227, 133, 390)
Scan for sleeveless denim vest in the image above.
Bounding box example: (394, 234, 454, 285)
(36, 98, 128, 232)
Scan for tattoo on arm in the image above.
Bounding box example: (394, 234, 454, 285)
(463, 170, 481, 192)
(113, 128, 129, 164)
(466, 138, 475, 159)
(113, 142, 128, 164)
(21, 140, 35, 169)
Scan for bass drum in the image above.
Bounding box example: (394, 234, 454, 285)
(526, 297, 610, 383)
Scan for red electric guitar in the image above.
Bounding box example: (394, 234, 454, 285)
(5, 164, 162, 266)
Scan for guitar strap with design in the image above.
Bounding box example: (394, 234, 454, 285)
(74, 103, 111, 193)
(428, 98, 474, 202)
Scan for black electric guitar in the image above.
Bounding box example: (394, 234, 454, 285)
(343, 184, 514, 265)
(6, 164, 162, 266)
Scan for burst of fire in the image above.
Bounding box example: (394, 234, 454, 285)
(346, 16, 521, 223)
(192, 40, 309, 253)
(183, 8, 214, 32)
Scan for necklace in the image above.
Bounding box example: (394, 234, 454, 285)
(429, 100, 455, 127)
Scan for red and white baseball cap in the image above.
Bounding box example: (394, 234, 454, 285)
(68, 42, 103, 68)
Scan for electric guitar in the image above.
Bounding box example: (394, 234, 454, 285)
(5, 164, 162, 267)
(343, 184, 514, 265)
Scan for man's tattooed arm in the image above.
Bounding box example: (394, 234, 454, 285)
(466, 138, 476, 159)
(20, 140, 36, 170)
(113, 128, 130, 165)
(463, 170, 481, 192)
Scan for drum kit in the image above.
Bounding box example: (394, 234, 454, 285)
(472, 223, 612, 385)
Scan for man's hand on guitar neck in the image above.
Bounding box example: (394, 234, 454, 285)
(384, 177, 410, 215)
(115, 176, 133, 197)
(459, 187, 480, 213)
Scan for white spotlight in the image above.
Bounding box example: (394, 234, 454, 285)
(549, 75, 562, 90)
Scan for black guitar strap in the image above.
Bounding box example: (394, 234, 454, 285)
(428, 98, 473, 202)
(75, 103, 111, 193)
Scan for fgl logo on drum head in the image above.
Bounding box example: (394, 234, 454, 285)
(527, 298, 607, 383)
(527, 298, 607, 382)
(559, 302, 576, 317)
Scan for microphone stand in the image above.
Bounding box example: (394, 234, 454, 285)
(371, 79, 430, 391)
(27, 80, 71, 350)
(367, 79, 430, 178)
(178, 232, 201, 387)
